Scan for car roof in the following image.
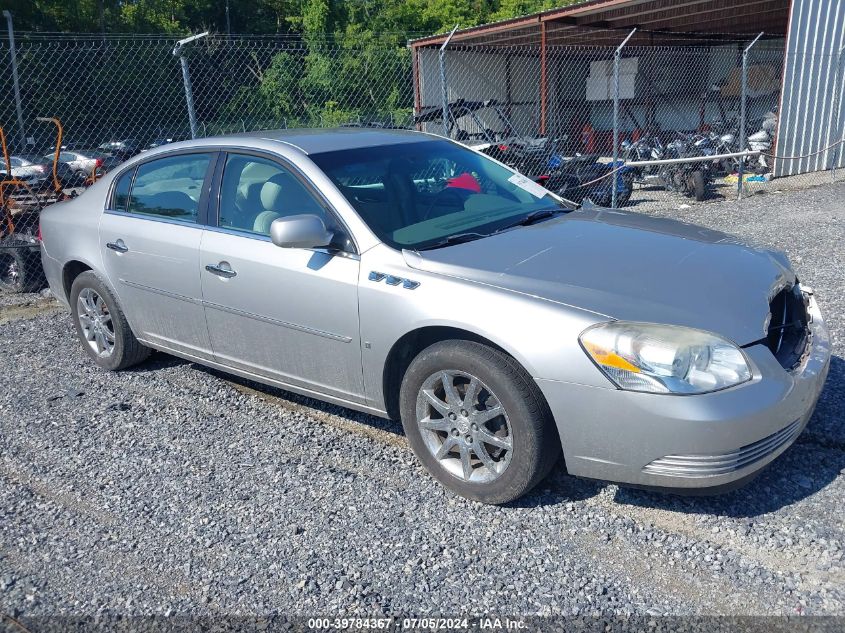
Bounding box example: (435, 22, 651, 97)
(221, 128, 437, 155)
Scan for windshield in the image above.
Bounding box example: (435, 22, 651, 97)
(310, 139, 569, 250)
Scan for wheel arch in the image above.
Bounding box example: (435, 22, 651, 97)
(381, 325, 541, 421)
(62, 259, 94, 302)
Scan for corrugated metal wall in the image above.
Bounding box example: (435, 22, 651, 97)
(776, 0, 845, 176)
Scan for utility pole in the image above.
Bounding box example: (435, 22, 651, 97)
(3, 10, 26, 149)
(173, 32, 209, 139)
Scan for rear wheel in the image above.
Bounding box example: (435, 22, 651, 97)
(400, 340, 560, 504)
(690, 170, 707, 201)
(69, 271, 150, 370)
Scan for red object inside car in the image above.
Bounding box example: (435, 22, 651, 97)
(446, 172, 481, 193)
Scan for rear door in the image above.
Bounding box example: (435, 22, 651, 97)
(99, 151, 217, 359)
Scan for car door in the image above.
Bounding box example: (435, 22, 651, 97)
(99, 151, 217, 360)
(199, 152, 364, 403)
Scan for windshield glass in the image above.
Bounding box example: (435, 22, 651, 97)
(310, 139, 569, 250)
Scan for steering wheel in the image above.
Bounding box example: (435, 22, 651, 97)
(421, 186, 469, 221)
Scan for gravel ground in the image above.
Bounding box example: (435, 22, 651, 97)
(0, 181, 843, 621)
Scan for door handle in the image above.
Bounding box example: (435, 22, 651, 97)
(106, 239, 128, 253)
(205, 262, 237, 278)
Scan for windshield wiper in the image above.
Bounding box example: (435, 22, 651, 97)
(496, 207, 567, 232)
(419, 232, 490, 250)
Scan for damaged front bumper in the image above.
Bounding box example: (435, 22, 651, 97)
(538, 293, 831, 492)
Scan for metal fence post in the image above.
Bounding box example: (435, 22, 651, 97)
(172, 32, 208, 139)
(439, 25, 459, 137)
(830, 44, 845, 182)
(738, 32, 764, 200)
(3, 10, 27, 150)
(612, 28, 636, 209)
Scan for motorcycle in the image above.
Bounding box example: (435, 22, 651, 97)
(746, 109, 777, 173)
(540, 154, 634, 207)
(661, 135, 713, 202)
(622, 134, 712, 201)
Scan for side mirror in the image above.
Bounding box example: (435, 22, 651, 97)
(269, 214, 334, 249)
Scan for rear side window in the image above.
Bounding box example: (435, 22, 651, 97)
(111, 169, 133, 211)
(126, 153, 211, 223)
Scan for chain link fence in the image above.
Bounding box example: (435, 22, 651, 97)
(0, 29, 842, 293)
(419, 33, 823, 212)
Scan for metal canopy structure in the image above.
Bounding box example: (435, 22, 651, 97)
(409, 0, 790, 49)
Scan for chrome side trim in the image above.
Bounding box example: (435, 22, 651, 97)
(368, 271, 420, 289)
(119, 278, 202, 305)
(202, 300, 353, 343)
(105, 209, 201, 230)
(122, 278, 352, 342)
(202, 226, 360, 260)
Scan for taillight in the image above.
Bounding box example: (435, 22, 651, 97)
(497, 144, 509, 152)
(95, 158, 103, 168)
(37, 222, 42, 241)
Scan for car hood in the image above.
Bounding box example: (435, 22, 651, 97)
(404, 207, 795, 345)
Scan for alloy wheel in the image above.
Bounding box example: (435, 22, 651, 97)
(77, 287, 115, 357)
(415, 370, 513, 483)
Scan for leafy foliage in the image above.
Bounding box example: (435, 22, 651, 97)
(0, 1, 583, 141)
(3, 0, 584, 38)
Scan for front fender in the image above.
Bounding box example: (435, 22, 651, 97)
(358, 247, 614, 412)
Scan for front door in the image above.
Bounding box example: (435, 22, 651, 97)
(99, 151, 216, 359)
(199, 153, 364, 403)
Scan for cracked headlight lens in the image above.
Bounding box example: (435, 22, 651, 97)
(579, 322, 752, 394)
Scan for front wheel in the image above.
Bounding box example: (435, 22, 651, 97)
(399, 340, 560, 504)
(69, 271, 150, 371)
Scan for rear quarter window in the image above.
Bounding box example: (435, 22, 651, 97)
(111, 169, 134, 211)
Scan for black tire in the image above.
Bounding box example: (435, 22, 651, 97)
(399, 340, 560, 504)
(690, 170, 707, 201)
(69, 271, 150, 371)
(0, 242, 46, 293)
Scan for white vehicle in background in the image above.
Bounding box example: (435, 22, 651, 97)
(45, 150, 105, 181)
(2, 156, 50, 187)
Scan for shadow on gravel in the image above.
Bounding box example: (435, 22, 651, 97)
(133, 350, 843, 516)
(193, 363, 405, 437)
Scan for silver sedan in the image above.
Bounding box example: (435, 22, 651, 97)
(39, 129, 831, 504)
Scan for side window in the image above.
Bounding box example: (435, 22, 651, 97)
(218, 154, 327, 236)
(127, 153, 211, 223)
(111, 168, 134, 211)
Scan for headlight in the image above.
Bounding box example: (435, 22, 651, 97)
(579, 322, 752, 394)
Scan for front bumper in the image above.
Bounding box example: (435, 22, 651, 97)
(538, 294, 831, 491)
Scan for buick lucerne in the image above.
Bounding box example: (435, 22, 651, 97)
(39, 129, 830, 503)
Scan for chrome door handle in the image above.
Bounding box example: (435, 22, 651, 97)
(205, 263, 237, 278)
(106, 239, 128, 253)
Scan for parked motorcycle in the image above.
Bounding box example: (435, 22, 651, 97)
(746, 109, 777, 173)
(540, 154, 634, 207)
(622, 133, 712, 201)
(662, 135, 713, 201)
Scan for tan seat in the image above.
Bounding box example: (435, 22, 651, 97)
(254, 173, 324, 234)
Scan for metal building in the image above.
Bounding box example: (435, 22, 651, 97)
(409, 0, 845, 178)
